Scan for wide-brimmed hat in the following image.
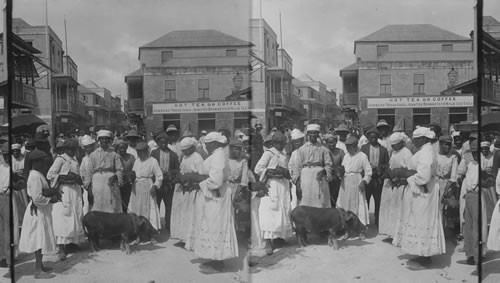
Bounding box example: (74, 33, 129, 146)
(335, 124, 349, 133)
(125, 130, 139, 139)
(376, 119, 390, 128)
(166, 124, 178, 133)
(438, 135, 452, 143)
(345, 136, 359, 145)
(63, 139, 79, 149)
(29, 149, 48, 160)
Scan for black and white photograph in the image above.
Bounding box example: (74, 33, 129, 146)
(1, 0, 500, 282)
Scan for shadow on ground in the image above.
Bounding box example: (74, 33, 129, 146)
(482, 251, 500, 280)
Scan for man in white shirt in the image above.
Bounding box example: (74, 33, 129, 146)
(334, 124, 349, 154)
(124, 130, 140, 159)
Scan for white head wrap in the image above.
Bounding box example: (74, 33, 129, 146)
(291, 129, 305, 140)
(481, 141, 491, 148)
(97, 130, 112, 138)
(306, 124, 320, 133)
(180, 137, 196, 150)
(412, 127, 434, 139)
(204, 132, 226, 143)
(451, 131, 461, 137)
(389, 132, 405, 145)
(81, 135, 96, 146)
(11, 143, 22, 150)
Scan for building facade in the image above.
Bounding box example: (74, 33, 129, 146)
(125, 29, 252, 137)
(12, 18, 89, 135)
(250, 19, 304, 132)
(340, 24, 476, 133)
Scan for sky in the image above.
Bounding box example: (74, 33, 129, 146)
(11, 0, 251, 99)
(5, 0, 500, 102)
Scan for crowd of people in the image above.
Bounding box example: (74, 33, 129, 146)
(0, 119, 500, 278)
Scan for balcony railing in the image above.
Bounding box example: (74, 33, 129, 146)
(12, 80, 37, 108)
(482, 77, 500, 104)
(128, 98, 144, 111)
(268, 91, 303, 113)
(342, 92, 359, 108)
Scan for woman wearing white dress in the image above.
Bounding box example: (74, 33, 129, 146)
(128, 142, 163, 243)
(337, 136, 372, 237)
(401, 127, 446, 270)
(47, 139, 85, 260)
(487, 155, 500, 251)
(255, 132, 292, 255)
(19, 150, 58, 279)
(192, 132, 238, 269)
(171, 137, 204, 244)
(379, 133, 413, 240)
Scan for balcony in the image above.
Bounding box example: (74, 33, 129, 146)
(12, 80, 37, 108)
(482, 77, 500, 106)
(268, 91, 303, 114)
(128, 98, 144, 111)
(341, 92, 359, 109)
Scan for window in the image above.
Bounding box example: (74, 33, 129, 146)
(449, 107, 468, 124)
(161, 51, 173, 64)
(442, 44, 453, 52)
(226, 49, 237, 56)
(198, 113, 216, 132)
(380, 75, 391, 94)
(198, 79, 209, 100)
(414, 74, 425, 94)
(377, 45, 388, 57)
(234, 112, 251, 131)
(163, 114, 180, 132)
(413, 108, 431, 128)
(377, 109, 395, 128)
(164, 80, 176, 100)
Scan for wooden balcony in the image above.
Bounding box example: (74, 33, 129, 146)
(11, 80, 37, 108)
(127, 98, 144, 111)
(341, 92, 359, 108)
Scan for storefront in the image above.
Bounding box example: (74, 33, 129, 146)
(360, 95, 475, 134)
(145, 99, 255, 137)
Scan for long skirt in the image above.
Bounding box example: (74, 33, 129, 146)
(299, 167, 331, 208)
(170, 183, 188, 241)
(487, 198, 500, 251)
(482, 186, 498, 244)
(401, 178, 446, 256)
(337, 174, 370, 225)
(91, 172, 122, 213)
(379, 179, 400, 236)
(0, 196, 11, 261)
(19, 201, 57, 255)
(184, 191, 204, 251)
(258, 178, 292, 240)
(128, 179, 161, 230)
(392, 186, 412, 247)
(193, 185, 239, 260)
(250, 192, 263, 249)
(52, 183, 85, 245)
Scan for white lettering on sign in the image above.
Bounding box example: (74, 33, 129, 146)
(152, 100, 251, 114)
(366, 96, 474, 109)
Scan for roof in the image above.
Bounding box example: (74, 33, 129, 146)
(12, 18, 32, 28)
(125, 69, 143, 77)
(484, 16, 500, 26)
(296, 73, 316, 82)
(141, 30, 251, 48)
(356, 24, 470, 42)
(77, 85, 95, 94)
(339, 62, 358, 76)
(82, 80, 101, 89)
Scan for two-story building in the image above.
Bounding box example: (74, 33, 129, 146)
(12, 18, 88, 136)
(340, 24, 476, 133)
(125, 29, 252, 137)
(250, 18, 304, 131)
(481, 16, 500, 110)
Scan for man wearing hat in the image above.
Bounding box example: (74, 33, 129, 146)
(360, 126, 389, 227)
(334, 124, 349, 154)
(401, 127, 445, 269)
(456, 140, 479, 268)
(81, 130, 124, 213)
(124, 129, 141, 159)
(148, 128, 164, 153)
(289, 124, 333, 208)
(47, 139, 85, 260)
(151, 132, 180, 232)
(376, 119, 393, 153)
(166, 124, 182, 161)
(288, 129, 306, 210)
(436, 135, 459, 231)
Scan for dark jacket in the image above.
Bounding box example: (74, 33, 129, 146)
(150, 148, 180, 189)
(360, 143, 390, 179)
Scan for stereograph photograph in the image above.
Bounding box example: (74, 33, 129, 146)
(0, 0, 499, 282)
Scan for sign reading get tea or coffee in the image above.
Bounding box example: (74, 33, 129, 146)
(366, 95, 474, 109)
(152, 100, 251, 114)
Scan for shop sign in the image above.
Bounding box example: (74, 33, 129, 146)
(366, 96, 473, 109)
(152, 100, 251, 114)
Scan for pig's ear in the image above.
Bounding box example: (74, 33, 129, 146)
(137, 216, 148, 229)
(345, 211, 355, 223)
